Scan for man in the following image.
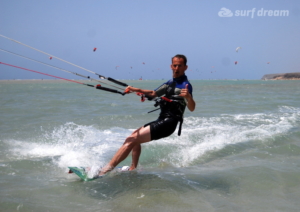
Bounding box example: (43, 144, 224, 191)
(99, 54, 195, 175)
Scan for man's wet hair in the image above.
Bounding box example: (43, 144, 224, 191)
(172, 54, 187, 66)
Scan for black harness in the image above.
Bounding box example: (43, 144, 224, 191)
(145, 80, 186, 136)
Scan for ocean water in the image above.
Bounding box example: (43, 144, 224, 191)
(0, 79, 300, 212)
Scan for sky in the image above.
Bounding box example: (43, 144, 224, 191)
(1, 0, 300, 80)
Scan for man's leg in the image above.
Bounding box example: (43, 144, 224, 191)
(130, 144, 141, 170)
(99, 125, 151, 175)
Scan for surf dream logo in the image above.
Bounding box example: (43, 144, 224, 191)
(218, 8, 233, 17)
(218, 7, 289, 18)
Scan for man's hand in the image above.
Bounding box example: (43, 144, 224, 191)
(179, 84, 191, 99)
(124, 86, 135, 93)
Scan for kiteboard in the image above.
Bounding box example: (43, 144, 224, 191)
(68, 166, 130, 181)
(68, 167, 100, 181)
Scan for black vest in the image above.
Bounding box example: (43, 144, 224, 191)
(158, 80, 186, 136)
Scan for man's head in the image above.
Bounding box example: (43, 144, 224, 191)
(171, 54, 188, 78)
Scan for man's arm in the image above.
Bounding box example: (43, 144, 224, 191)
(125, 86, 157, 98)
(179, 84, 196, 112)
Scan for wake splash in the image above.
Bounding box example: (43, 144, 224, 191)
(5, 106, 300, 171)
(6, 123, 132, 171)
(151, 105, 300, 167)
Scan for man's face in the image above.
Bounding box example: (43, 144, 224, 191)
(171, 57, 188, 78)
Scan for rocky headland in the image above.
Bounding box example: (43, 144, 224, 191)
(262, 72, 300, 80)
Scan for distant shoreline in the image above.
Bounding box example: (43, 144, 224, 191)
(1, 78, 300, 82)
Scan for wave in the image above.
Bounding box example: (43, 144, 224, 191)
(148, 105, 300, 167)
(4, 106, 299, 171)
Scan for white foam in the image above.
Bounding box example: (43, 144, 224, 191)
(152, 106, 300, 167)
(6, 122, 131, 169)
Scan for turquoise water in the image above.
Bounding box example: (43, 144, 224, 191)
(1, 79, 300, 212)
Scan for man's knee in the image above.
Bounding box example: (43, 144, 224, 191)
(123, 135, 136, 148)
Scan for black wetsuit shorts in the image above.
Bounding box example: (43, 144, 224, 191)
(145, 117, 179, 140)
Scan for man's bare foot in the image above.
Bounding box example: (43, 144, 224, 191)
(99, 164, 114, 176)
(129, 164, 137, 171)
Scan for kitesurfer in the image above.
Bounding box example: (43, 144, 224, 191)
(99, 54, 196, 175)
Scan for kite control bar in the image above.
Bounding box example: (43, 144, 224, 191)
(96, 74, 128, 87)
(96, 84, 126, 95)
